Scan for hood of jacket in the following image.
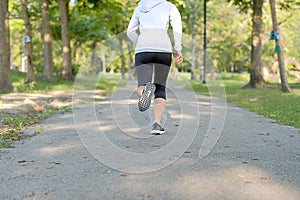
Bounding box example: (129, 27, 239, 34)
(138, 0, 166, 13)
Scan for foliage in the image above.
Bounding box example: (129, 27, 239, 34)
(181, 73, 300, 128)
(208, 0, 251, 72)
(5, 0, 300, 87)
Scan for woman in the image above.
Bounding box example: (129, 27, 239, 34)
(127, 0, 183, 135)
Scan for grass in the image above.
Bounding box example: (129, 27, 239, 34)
(0, 71, 128, 148)
(5, 71, 126, 93)
(0, 107, 72, 148)
(179, 73, 300, 129)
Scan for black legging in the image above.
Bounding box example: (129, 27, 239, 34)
(135, 52, 172, 99)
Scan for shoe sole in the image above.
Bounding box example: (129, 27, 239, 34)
(138, 82, 156, 112)
(151, 130, 166, 135)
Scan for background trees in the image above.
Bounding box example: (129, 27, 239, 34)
(1, 0, 299, 92)
(247, 0, 266, 88)
(58, 0, 74, 80)
(42, 0, 54, 81)
(0, 0, 12, 90)
(269, 0, 291, 92)
(22, 0, 36, 83)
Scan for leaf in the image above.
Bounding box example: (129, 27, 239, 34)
(141, 194, 151, 198)
(121, 173, 128, 177)
(152, 144, 160, 148)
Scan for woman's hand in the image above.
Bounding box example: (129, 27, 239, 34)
(174, 51, 183, 64)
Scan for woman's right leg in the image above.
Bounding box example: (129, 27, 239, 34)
(135, 53, 156, 112)
(152, 53, 171, 126)
(135, 53, 153, 89)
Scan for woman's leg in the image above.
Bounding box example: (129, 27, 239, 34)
(153, 53, 172, 125)
(154, 98, 166, 124)
(135, 53, 153, 96)
(136, 86, 144, 97)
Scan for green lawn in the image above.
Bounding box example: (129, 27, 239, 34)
(180, 73, 300, 129)
(4, 71, 127, 94)
(0, 71, 127, 148)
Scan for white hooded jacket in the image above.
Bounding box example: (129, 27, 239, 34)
(127, 0, 182, 54)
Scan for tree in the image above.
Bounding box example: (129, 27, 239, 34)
(22, 0, 36, 83)
(244, 0, 266, 88)
(183, 0, 202, 80)
(58, 0, 74, 80)
(0, 0, 13, 90)
(42, 0, 54, 80)
(269, 0, 291, 92)
(208, 0, 250, 73)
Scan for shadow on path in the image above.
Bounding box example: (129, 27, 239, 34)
(0, 81, 299, 199)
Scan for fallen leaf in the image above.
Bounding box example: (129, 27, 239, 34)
(121, 173, 128, 177)
(152, 144, 160, 148)
(141, 194, 151, 198)
(169, 156, 178, 161)
(258, 133, 270, 136)
(249, 98, 258, 102)
(48, 161, 61, 165)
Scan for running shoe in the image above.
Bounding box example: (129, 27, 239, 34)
(151, 122, 165, 135)
(138, 82, 155, 112)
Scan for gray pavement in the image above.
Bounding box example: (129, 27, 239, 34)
(0, 81, 299, 200)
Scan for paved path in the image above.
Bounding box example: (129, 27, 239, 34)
(1, 81, 299, 200)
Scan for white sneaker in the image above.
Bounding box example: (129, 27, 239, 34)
(138, 82, 155, 112)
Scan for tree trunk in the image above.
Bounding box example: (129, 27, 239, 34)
(58, 0, 74, 80)
(269, 0, 291, 92)
(244, 0, 265, 88)
(190, 6, 198, 80)
(0, 0, 13, 90)
(90, 41, 97, 74)
(191, 35, 195, 80)
(22, 0, 36, 83)
(118, 38, 126, 79)
(42, 0, 54, 81)
(100, 47, 106, 73)
(127, 42, 134, 80)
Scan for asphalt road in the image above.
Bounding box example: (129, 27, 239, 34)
(1, 81, 299, 200)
